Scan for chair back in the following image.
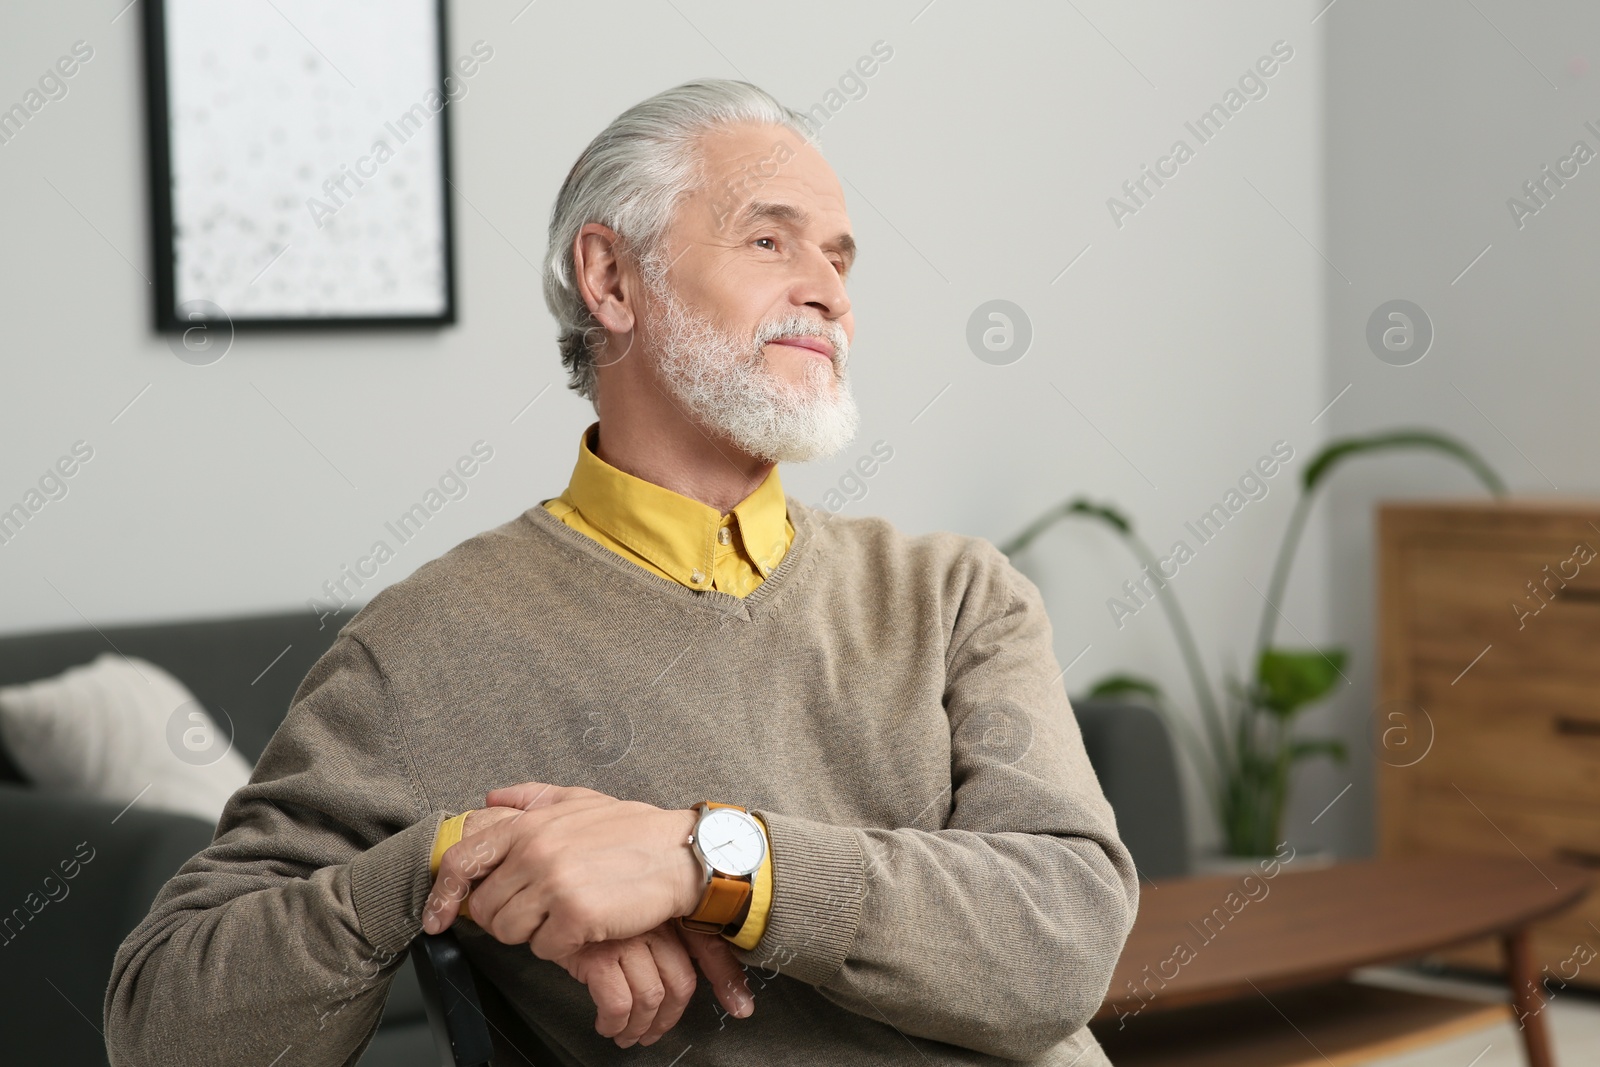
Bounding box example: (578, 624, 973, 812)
(412, 932, 566, 1066)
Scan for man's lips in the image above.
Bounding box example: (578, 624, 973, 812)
(766, 337, 835, 359)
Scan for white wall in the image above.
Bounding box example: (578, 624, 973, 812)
(1, 1, 1331, 860)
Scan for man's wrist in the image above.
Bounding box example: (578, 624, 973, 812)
(674, 807, 706, 916)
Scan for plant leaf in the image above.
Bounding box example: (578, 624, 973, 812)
(1255, 648, 1346, 717)
(1302, 431, 1507, 497)
(997, 497, 1133, 556)
(1085, 673, 1165, 703)
(1068, 499, 1133, 535)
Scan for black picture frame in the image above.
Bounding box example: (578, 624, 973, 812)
(142, 0, 457, 331)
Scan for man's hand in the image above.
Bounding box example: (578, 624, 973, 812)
(555, 922, 754, 1047)
(422, 797, 754, 1047)
(422, 805, 522, 932)
(463, 805, 524, 836)
(422, 782, 706, 962)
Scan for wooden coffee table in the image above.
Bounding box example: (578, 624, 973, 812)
(1090, 855, 1592, 1067)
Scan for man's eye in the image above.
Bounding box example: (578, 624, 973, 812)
(754, 237, 777, 251)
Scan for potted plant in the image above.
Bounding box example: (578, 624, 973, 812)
(999, 430, 1507, 861)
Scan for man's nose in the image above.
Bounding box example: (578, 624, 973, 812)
(795, 249, 851, 322)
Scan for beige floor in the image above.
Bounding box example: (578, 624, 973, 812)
(1352, 965, 1600, 1067)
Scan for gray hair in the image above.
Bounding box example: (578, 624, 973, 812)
(542, 79, 821, 402)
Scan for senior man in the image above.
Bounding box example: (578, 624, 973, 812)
(106, 79, 1137, 1066)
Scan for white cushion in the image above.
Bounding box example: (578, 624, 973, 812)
(0, 652, 252, 824)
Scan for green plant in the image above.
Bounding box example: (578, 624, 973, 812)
(1000, 430, 1508, 857)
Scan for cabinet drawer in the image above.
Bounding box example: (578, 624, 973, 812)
(1402, 541, 1600, 616)
(1412, 668, 1600, 723)
(1404, 693, 1600, 807)
(1400, 544, 1600, 683)
(1401, 788, 1600, 906)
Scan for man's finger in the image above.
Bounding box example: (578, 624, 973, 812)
(578, 950, 636, 1042)
(612, 938, 666, 1048)
(637, 926, 698, 1046)
(462, 804, 525, 837)
(457, 864, 548, 947)
(421, 865, 474, 934)
(485, 781, 602, 810)
(682, 929, 754, 1018)
(423, 817, 521, 934)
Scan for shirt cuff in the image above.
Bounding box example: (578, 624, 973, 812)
(723, 813, 773, 949)
(430, 811, 471, 877)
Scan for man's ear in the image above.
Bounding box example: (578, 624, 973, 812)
(573, 223, 636, 336)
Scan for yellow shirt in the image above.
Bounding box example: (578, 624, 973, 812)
(430, 423, 785, 950)
(545, 423, 794, 595)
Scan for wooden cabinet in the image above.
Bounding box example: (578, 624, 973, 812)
(1378, 499, 1600, 987)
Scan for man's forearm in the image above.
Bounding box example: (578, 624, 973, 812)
(105, 813, 444, 1067)
(731, 811, 1135, 1061)
(104, 633, 450, 1067)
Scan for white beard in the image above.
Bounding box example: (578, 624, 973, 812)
(640, 255, 859, 464)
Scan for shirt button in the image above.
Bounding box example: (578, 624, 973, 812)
(691, 570, 706, 585)
(717, 527, 731, 546)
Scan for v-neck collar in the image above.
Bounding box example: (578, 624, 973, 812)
(521, 494, 821, 622)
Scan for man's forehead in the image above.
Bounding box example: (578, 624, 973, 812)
(733, 199, 828, 229)
(689, 125, 851, 248)
(698, 125, 846, 203)
(698, 120, 804, 164)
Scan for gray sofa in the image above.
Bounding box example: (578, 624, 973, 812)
(0, 609, 1187, 1067)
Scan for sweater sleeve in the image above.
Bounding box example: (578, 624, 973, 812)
(104, 632, 446, 1067)
(736, 540, 1140, 1061)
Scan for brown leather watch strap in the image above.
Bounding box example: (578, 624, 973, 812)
(679, 872, 753, 934)
(677, 801, 756, 934)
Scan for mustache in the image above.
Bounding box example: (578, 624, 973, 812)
(754, 316, 849, 366)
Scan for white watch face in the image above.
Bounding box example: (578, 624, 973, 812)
(697, 808, 766, 877)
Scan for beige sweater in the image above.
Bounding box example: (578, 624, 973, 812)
(105, 499, 1136, 1065)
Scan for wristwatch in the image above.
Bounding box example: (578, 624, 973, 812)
(677, 801, 767, 934)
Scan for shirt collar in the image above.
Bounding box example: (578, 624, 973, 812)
(563, 423, 790, 584)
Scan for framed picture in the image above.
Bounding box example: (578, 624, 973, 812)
(143, 0, 456, 329)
